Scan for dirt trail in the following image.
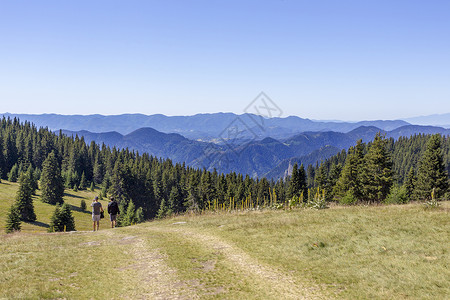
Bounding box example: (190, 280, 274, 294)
(149, 226, 327, 300)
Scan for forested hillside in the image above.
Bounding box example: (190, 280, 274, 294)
(1, 117, 449, 229)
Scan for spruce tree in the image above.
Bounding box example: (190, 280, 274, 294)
(404, 167, 416, 200)
(40, 152, 64, 204)
(288, 163, 300, 199)
(334, 140, 365, 200)
(7, 163, 18, 182)
(414, 134, 449, 200)
(125, 200, 137, 225)
(79, 172, 86, 190)
(60, 203, 76, 231)
(48, 203, 75, 232)
(15, 173, 36, 221)
(5, 204, 21, 233)
(48, 204, 62, 232)
(157, 198, 169, 219)
(361, 133, 393, 202)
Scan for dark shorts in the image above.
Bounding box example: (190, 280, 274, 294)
(110, 214, 117, 221)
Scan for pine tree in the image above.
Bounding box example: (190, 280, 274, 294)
(157, 198, 169, 219)
(5, 204, 21, 233)
(15, 173, 36, 221)
(90, 182, 95, 192)
(288, 163, 300, 199)
(360, 133, 394, 202)
(79, 171, 86, 190)
(48, 203, 75, 232)
(40, 152, 64, 204)
(48, 204, 62, 232)
(60, 203, 76, 231)
(334, 140, 365, 200)
(414, 134, 449, 200)
(125, 200, 137, 225)
(7, 163, 18, 182)
(404, 167, 416, 200)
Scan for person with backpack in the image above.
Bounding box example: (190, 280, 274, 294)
(107, 197, 120, 228)
(91, 196, 104, 231)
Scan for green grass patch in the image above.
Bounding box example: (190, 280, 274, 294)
(1, 181, 448, 299)
(0, 180, 109, 232)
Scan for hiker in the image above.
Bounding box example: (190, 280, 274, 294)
(107, 196, 120, 228)
(91, 196, 104, 231)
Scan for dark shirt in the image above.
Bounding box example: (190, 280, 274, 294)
(108, 201, 120, 215)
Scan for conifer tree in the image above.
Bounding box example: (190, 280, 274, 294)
(15, 173, 36, 221)
(334, 140, 365, 200)
(125, 200, 137, 225)
(48, 203, 75, 232)
(288, 163, 300, 199)
(7, 163, 18, 182)
(79, 171, 86, 190)
(404, 167, 416, 200)
(360, 133, 393, 202)
(40, 152, 64, 204)
(157, 198, 169, 219)
(5, 204, 21, 233)
(60, 203, 76, 231)
(414, 134, 449, 200)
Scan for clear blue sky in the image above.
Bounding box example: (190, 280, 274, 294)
(1, 0, 449, 120)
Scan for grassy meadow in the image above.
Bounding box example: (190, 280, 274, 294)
(0, 180, 449, 299)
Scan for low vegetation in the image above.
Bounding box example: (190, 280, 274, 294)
(1, 181, 449, 299)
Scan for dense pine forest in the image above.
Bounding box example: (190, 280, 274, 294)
(1, 117, 449, 231)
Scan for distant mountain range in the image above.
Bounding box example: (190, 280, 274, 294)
(3, 112, 450, 178)
(61, 124, 450, 179)
(403, 113, 450, 128)
(2, 112, 410, 141)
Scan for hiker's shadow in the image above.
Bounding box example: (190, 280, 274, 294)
(68, 204, 91, 214)
(26, 221, 50, 229)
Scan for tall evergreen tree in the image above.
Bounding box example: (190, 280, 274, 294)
(361, 133, 394, 202)
(414, 134, 449, 200)
(40, 151, 65, 204)
(334, 140, 365, 200)
(404, 167, 416, 200)
(15, 173, 36, 221)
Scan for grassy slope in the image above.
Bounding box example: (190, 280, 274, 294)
(0, 180, 108, 232)
(1, 180, 449, 299)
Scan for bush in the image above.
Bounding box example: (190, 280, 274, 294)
(80, 199, 87, 211)
(385, 185, 409, 204)
(307, 188, 328, 209)
(339, 190, 357, 205)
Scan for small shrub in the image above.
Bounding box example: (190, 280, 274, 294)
(80, 199, 87, 211)
(385, 185, 409, 204)
(339, 190, 357, 205)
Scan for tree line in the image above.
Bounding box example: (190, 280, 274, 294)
(2, 117, 449, 232)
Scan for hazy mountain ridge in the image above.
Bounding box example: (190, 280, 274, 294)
(3, 112, 410, 141)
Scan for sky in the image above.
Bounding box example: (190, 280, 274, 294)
(0, 0, 449, 121)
